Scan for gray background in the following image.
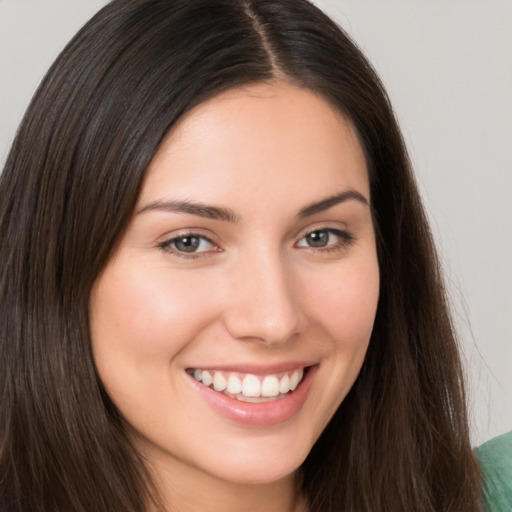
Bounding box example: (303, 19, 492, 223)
(1, 0, 510, 446)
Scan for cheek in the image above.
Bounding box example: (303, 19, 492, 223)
(290, 254, 379, 438)
(89, 261, 217, 380)
(306, 255, 380, 350)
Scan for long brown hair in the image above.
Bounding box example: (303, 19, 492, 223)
(0, 1, 481, 510)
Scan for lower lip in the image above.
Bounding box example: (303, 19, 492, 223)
(188, 366, 317, 427)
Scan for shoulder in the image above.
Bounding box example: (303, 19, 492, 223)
(477, 431, 512, 512)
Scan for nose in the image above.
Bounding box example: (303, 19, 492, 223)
(221, 250, 306, 346)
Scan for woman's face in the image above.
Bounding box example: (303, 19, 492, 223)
(90, 82, 379, 488)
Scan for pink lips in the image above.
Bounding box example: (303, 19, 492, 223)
(188, 364, 317, 426)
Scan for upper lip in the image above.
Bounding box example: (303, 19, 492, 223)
(186, 361, 316, 375)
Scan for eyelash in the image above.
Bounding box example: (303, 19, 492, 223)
(157, 232, 217, 259)
(158, 228, 355, 259)
(295, 228, 355, 253)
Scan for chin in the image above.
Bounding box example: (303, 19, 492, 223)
(197, 430, 314, 486)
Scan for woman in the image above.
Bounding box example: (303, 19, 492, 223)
(0, 0, 483, 510)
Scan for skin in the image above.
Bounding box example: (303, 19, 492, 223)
(90, 82, 380, 512)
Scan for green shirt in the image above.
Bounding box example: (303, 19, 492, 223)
(477, 431, 512, 511)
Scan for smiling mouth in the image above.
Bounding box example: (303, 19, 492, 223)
(187, 368, 306, 403)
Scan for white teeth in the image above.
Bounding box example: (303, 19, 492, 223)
(191, 368, 306, 399)
(242, 374, 261, 397)
(213, 372, 227, 392)
(226, 374, 242, 394)
(261, 375, 280, 397)
(289, 369, 303, 391)
(279, 374, 290, 394)
(201, 370, 212, 387)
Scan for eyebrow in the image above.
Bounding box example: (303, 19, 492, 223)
(297, 189, 369, 218)
(137, 188, 369, 223)
(137, 200, 240, 223)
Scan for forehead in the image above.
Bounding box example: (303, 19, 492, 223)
(139, 82, 369, 210)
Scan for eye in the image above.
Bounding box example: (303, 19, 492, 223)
(159, 233, 217, 256)
(295, 228, 353, 250)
